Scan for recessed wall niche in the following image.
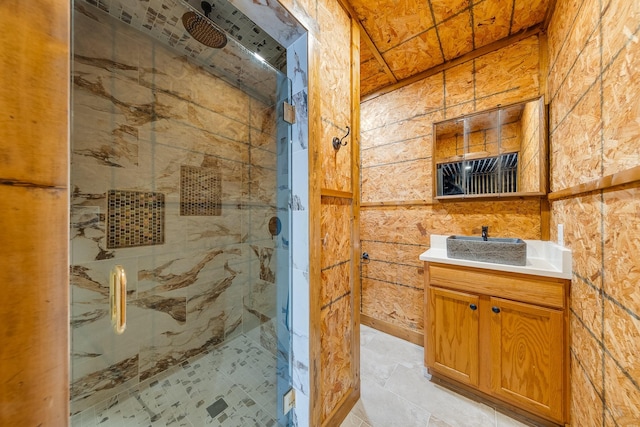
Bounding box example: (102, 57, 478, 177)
(180, 165, 222, 216)
(107, 189, 165, 249)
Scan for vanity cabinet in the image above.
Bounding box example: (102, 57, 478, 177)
(427, 287, 479, 387)
(425, 263, 570, 426)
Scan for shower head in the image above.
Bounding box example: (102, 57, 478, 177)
(182, 11, 227, 49)
(201, 1, 212, 17)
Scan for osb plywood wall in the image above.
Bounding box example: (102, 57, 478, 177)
(281, 0, 360, 424)
(0, 1, 69, 425)
(360, 35, 543, 340)
(547, 0, 640, 424)
(316, 1, 359, 423)
(520, 99, 541, 193)
(320, 197, 354, 420)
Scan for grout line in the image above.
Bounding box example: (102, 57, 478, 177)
(320, 290, 351, 311)
(442, 61, 448, 117)
(362, 82, 531, 135)
(573, 271, 601, 293)
(546, 0, 585, 82)
(362, 135, 431, 152)
(469, 1, 476, 51)
(603, 290, 640, 322)
(362, 156, 431, 169)
(549, 21, 640, 136)
(547, 16, 600, 104)
(361, 258, 423, 269)
(472, 57, 477, 112)
(601, 333, 640, 405)
(321, 259, 350, 271)
(508, 0, 516, 35)
(427, 0, 446, 63)
(600, 188, 606, 427)
(598, 0, 606, 423)
(598, 7, 605, 181)
(361, 239, 427, 247)
(361, 108, 444, 133)
(361, 275, 422, 291)
(568, 346, 604, 403)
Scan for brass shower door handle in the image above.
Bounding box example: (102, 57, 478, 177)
(110, 265, 127, 334)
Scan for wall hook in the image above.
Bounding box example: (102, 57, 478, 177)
(332, 126, 350, 150)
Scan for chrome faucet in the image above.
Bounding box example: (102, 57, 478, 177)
(481, 226, 488, 241)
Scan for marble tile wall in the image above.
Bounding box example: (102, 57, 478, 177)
(360, 35, 543, 337)
(547, 0, 640, 424)
(287, 31, 311, 427)
(75, 0, 281, 104)
(254, 0, 355, 424)
(70, 5, 283, 415)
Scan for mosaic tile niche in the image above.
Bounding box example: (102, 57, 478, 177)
(180, 165, 221, 216)
(107, 190, 165, 248)
(69, 4, 282, 416)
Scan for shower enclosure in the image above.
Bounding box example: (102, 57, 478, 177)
(69, 0, 293, 425)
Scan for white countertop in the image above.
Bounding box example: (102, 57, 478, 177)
(419, 235, 573, 279)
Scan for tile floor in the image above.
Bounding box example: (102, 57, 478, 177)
(341, 325, 529, 427)
(71, 334, 279, 427)
(71, 325, 530, 427)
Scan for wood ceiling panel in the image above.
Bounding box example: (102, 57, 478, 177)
(472, 0, 512, 49)
(361, 71, 396, 97)
(382, 27, 443, 80)
(511, 0, 550, 34)
(349, 0, 434, 53)
(431, 0, 472, 23)
(350, 0, 552, 98)
(438, 10, 474, 61)
(361, 57, 385, 79)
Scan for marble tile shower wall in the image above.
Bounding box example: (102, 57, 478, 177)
(75, 0, 281, 103)
(70, 7, 281, 414)
(287, 32, 311, 426)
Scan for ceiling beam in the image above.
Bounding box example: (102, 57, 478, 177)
(361, 23, 543, 103)
(337, 0, 398, 85)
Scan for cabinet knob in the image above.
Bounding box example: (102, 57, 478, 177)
(469, 304, 477, 310)
(492, 306, 501, 314)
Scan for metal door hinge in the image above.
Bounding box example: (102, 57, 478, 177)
(283, 388, 295, 414)
(284, 102, 296, 124)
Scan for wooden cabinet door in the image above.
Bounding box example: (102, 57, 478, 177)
(426, 287, 480, 387)
(489, 297, 564, 423)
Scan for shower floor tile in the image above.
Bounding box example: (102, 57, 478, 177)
(71, 334, 278, 427)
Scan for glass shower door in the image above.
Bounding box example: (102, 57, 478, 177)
(69, 0, 293, 425)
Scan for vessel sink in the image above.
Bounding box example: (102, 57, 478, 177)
(446, 235, 527, 266)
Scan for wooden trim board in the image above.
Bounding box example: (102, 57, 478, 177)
(361, 314, 424, 346)
(308, 31, 324, 427)
(321, 188, 354, 199)
(0, 1, 70, 426)
(548, 165, 640, 201)
(321, 387, 360, 427)
(337, 0, 397, 86)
